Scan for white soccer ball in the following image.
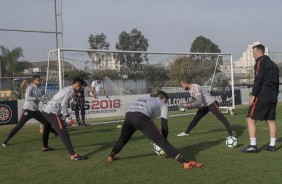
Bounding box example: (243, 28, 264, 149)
(226, 136, 238, 148)
(179, 107, 187, 112)
(178, 103, 187, 112)
(153, 143, 165, 155)
(65, 117, 74, 127)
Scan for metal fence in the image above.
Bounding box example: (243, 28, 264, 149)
(0, 0, 63, 100)
(233, 52, 282, 85)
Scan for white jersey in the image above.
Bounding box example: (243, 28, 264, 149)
(127, 97, 168, 119)
(91, 81, 104, 96)
(189, 84, 214, 106)
(42, 86, 74, 116)
(22, 84, 44, 111)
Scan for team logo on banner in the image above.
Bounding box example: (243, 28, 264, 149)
(0, 104, 12, 124)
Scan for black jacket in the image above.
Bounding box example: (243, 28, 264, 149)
(251, 55, 279, 102)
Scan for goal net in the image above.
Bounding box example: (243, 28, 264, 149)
(46, 48, 234, 124)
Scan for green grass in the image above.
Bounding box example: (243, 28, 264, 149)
(1, 104, 282, 184)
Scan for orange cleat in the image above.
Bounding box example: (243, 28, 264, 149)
(183, 160, 203, 169)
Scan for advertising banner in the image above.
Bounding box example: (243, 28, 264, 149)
(69, 94, 150, 118)
(155, 90, 241, 111)
(0, 101, 18, 125)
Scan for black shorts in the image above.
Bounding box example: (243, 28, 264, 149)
(247, 98, 277, 121)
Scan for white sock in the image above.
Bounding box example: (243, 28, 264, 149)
(250, 138, 256, 146)
(270, 138, 276, 146)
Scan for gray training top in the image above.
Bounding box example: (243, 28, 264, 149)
(22, 84, 44, 111)
(42, 86, 74, 116)
(189, 84, 214, 107)
(127, 96, 168, 119)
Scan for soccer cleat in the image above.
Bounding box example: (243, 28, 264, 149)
(264, 145, 275, 152)
(43, 147, 55, 152)
(107, 155, 117, 162)
(241, 145, 258, 153)
(70, 154, 88, 161)
(177, 132, 190, 137)
(2, 143, 7, 148)
(183, 160, 203, 169)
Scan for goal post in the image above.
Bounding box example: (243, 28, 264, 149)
(46, 48, 235, 124)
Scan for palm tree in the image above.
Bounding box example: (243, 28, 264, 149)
(0, 46, 24, 78)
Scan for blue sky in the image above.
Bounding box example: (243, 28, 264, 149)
(63, 0, 282, 59)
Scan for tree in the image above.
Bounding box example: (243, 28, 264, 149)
(91, 69, 121, 80)
(116, 28, 149, 52)
(212, 73, 230, 89)
(88, 33, 111, 70)
(0, 46, 26, 77)
(168, 56, 217, 86)
(166, 36, 223, 87)
(115, 28, 149, 76)
(88, 33, 110, 50)
(15, 60, 32, 74)
(64, 70, 91, 81)
(190, 36, 221, 53)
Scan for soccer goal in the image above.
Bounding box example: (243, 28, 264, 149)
(46, 48, 235, 124)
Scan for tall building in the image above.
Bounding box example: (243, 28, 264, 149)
(233, 42, 269, 84)
(234, 42, 269, 69)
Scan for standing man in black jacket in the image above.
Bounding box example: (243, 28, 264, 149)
(241, 44, 279, 153)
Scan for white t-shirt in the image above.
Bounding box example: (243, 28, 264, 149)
(127, 96, 168, 119)
(91, 81, 104, 96)
(23, 84, 44, 111)
(189, 84, 214, 106)
(42, 86, 74, 116)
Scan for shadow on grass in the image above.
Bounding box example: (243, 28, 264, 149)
(117, 153, 156, 160)
(178, 139, 223, 160)
(275, 137, 282, 151)
(3, 134, 59, 146)
(83, 135, 147, 157)
(181, 125, 245, 139)
(232, 125, 246, 139)
(259, 137, 282, 151)
(174, 125, 246, 160)
(67, 127, 116, 136)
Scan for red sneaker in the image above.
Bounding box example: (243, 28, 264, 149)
(183, 160, 203, 169)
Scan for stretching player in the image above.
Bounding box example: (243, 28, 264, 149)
(177, 78, 234, 137)
(2, 75, 57, 151)
(108, 92, 203, 170)
(42, 78, 88, 160)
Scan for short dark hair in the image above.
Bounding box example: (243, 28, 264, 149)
(181, 77, 192, 84)
(252, 44, 265, 54)
(72, 77, 84, 85)
(32, 75, 41, 80)
(156, 91, 169, 100)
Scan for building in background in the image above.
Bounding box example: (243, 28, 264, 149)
(233, 42, 269, 84)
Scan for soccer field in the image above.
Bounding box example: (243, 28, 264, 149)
(1, 104, 282, 184)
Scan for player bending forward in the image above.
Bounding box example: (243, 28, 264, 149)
(42, 78, 88, 160)
(107, 92, 203, 170)
(177, 78, 234, 138)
